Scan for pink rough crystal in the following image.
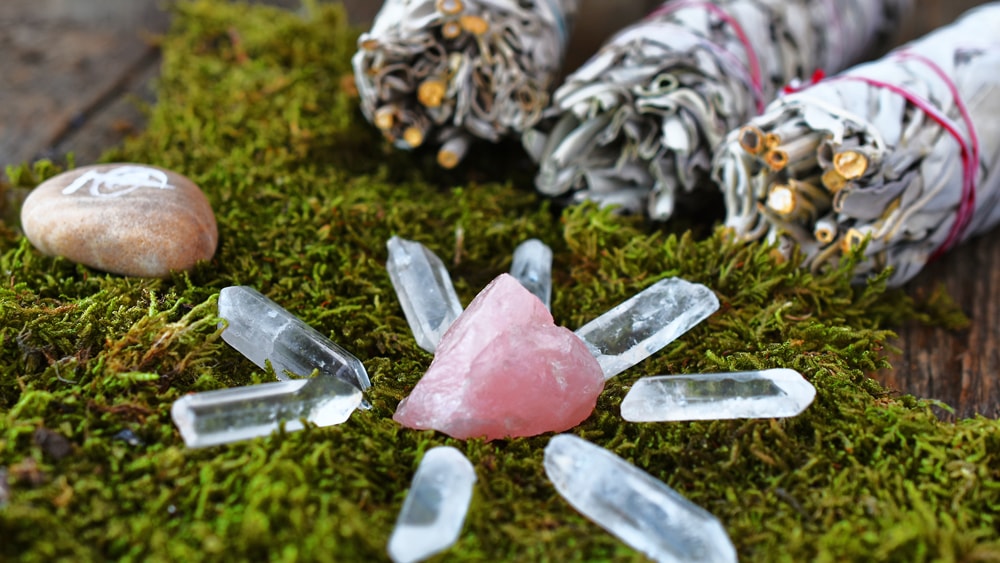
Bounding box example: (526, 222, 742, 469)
(393, 273, 605, 440)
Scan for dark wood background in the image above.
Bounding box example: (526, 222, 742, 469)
(1, 0, 995, 419)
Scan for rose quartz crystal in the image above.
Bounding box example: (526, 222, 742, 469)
(393, 274, 605, 440)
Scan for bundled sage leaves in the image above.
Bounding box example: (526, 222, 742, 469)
(352, 0, 579, 168)
(524, 0, 909, 217)
(713, 3, 1000, 287)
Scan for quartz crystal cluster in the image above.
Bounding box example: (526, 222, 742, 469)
(165, 240, 820, 561)
(217, 286, 370, 390)
(387, 236, 720, 440)
(171, 376, 362, 449)
(621, 368, 816, 422)
(387, 236, 463, 353)
(171, 286, 369, 448)
(380, 235, 827, 559)
(388, 447, 477, 563)
(509, 238, 553, 309)
(575, 277, 719, 379)
(545, 434, 737, 563)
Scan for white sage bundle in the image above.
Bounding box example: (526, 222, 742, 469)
(352, 0, 579, 168)
(714, 3, 1000, 287)
(524, 0, 909, 217)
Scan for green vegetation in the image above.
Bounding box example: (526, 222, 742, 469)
(1, 1, 997, 560)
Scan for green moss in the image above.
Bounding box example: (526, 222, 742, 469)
(1, 1, 998, 560)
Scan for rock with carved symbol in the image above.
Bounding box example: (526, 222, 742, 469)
(20, 163, 218, 277)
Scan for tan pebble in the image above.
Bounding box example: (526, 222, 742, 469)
(20, 163, 218, 278)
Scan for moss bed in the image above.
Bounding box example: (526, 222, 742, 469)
(2, 1, 999, 560)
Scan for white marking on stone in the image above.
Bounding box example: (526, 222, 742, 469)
(61, 166, 176, 198)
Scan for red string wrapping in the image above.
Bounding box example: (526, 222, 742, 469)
(647, 0, 765, 113)
(818, 51, 979, 260)
(781, 68, 826, 95)
(895, 51, 980, 259)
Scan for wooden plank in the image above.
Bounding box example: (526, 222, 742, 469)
(0, 0, 168, 170)
(50, 59, 161, 166)
(877, 236, 1000, 420)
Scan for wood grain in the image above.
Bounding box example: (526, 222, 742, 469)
(0, 0, 167, 169)
(877, 234, 1000, 419)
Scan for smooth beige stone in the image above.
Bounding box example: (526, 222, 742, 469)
(20, 163, 218, 277)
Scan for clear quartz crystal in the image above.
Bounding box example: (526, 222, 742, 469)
(387, 446, 477, 563)
(509, 238, 553, 309)
(218, 286, 371, 390)
(386, 236, 464, 353)
(171, 375, 362, 448)
(545, 434, 737, 563)
(621, 369, 816, 422)
(574, 278, 719, 379)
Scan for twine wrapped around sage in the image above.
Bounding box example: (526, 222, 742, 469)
(352, 0, 579, 169)
(713, 2, 1000, 287)
(524, 0, 909, 217)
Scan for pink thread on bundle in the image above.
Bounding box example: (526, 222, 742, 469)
(894, 51, 979, 258)
(827, 51, 978, 259)
(781, 69, 826, 95)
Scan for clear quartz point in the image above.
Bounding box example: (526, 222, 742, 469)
(545, 434, 737, 563)
(621, 368, 816, 422)
(218, 286, 371, 390)
(171, 375, 362, 448)
(386, 236, 464, 354)
(574, 277, 719, 379)
(509, 238, 553, 309)
(387, 446, 477, 563)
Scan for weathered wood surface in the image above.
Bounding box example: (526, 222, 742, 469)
(0, 0, 168, 168)
(0, 0, 996, 419)
(880, 237, 1000, 420)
